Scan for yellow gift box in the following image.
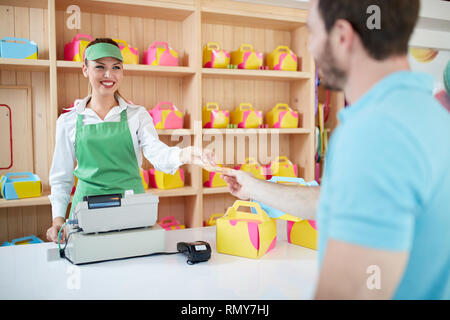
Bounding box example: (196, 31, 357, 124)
(148, 168, 184, 190)
(265, 103, 299, 128)
(202, 102, 230, 128)
(267, 156, 298, 178)
(113, 39, 138, 64)
(266, 46, 298, 71)
(230, 103, 263, 128)
(253, 176, 319, 250)
(216, 201, 277, 259)
(230, 44, 263, 70)
(203, 42, 230, 68)
(205, 213, 224, 226)
(234, 157, 266, 180)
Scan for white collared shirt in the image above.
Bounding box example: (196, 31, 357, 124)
(48, 95, 183, 220)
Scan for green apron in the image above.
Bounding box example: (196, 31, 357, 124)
(69, 108, 145, 219)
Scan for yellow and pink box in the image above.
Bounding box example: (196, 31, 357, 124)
(265, 156, 298, 179)
(266, 46, 298, 71)
(64, 34, 93, 62)
(265, 103, 300, 128)
(148, 102, 183, 129)
(158, 216, 185, 230)
(0, 37, 38, 59)
(230, 44, 263, 69)
(230, 103, 263, 128)
(234, 157, 266, 180)
(216, 201, 277, 259)
(254, 176, 319, 250)
(0, 172, 42, 200)
(202, 102, 230, 128)
(148, 168, 184, 190)
(143, 41, 179, 66)
(203, 42, 230, 68)
(112, 39, 138, 64)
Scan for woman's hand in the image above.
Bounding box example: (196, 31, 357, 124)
(180, 146, 216, 167)
(46, 217, 66, 244)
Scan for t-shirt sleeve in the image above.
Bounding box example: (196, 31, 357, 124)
(325, 115, 427, 251)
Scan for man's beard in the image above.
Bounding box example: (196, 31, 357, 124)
(316, 40, 347, 91)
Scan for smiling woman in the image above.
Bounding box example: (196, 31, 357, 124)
(46, 38, 216, 244)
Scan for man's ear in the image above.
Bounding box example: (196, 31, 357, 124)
(82, 62, 89, 78)
(330, 19, 356, 54)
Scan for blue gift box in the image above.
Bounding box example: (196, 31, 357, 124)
(0, 37, 38, 59)
(2, 235, 43, 246)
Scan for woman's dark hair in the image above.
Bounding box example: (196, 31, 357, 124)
(317, 0, 420, 60)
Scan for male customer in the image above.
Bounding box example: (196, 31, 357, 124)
(222, 0, 450, 299)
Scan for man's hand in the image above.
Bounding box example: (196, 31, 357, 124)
(221, 169, 255, 200)
(180, 146, 216, 167)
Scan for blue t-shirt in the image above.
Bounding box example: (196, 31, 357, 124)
(316, 71, 450, 300)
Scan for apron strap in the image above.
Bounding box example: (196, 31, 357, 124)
(120, 109, 128, 122)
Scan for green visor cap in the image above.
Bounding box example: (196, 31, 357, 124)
(84, 42, 123, 62)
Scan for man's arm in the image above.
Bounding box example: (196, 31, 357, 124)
(222, 170, 320, 220)
(315, 239, 409, 299)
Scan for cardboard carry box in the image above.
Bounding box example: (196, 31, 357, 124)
(217, 200, 277, 259)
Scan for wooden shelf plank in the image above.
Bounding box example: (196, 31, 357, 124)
(146, 186, 197, 197)
(202, 187, 229, 195)
(202, 68, 312, 81)
(202, 128, 312, 135)
(55, 0, 195, 21)
(201, 7, 306, 31)
(0, 58, 50, 72)
(0, 187, 198, 209)
(0, 193, 53, 209)
(57, 61, 196, 77)
(157, 129, 194, 136)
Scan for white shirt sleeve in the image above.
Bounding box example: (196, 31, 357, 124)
(48, 114, 76, 220)
(137, 108, 183, 174)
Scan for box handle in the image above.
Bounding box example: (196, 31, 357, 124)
(206, 42, 220, 50)
(239, 44, 254, 52)
(225, 200, 270, 221)
(272, 156, 291, 165)
(153, 101, 178, 111)
(205, 102, 220, 111)
(3, 172, 36, 183)
(149, 41, 170, 50)
(72, 34, 93, 42)
(274, 103, 291, 111)
(113, 39, 130, 48)
(1, 37, 36, 45)
(274, 46, 291, 53)
(237, 102, 254, 111)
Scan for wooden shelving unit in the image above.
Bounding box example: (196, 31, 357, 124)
(0, 0, 344, 244)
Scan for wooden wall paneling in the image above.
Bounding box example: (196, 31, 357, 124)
(31, 71, 51, 190)
(0, 86, 34, 175)
(0, 209, 9, 244)
(35, 205, 51, 241)
(7, 207, 23, 242)
(21, 206, 37, 237)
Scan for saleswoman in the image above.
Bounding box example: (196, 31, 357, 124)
(46, 38, 214, 242)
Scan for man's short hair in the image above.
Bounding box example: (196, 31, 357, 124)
(318, 0, 420, 60)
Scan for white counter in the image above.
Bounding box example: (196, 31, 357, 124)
(0, 221, 318, 300)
